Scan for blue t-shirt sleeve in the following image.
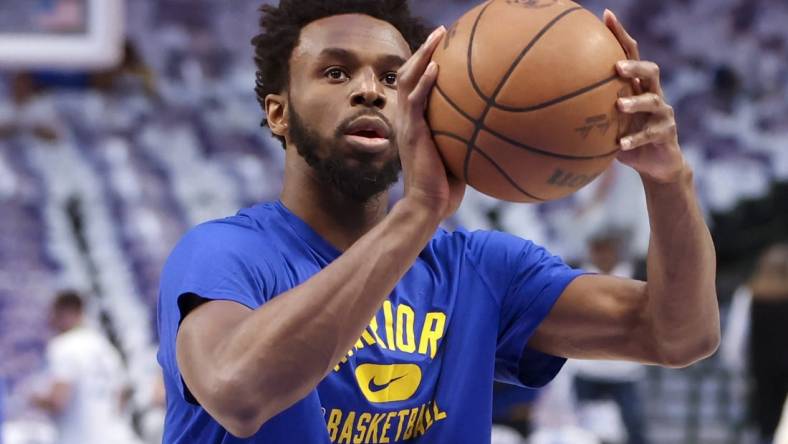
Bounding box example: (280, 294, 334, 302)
(157, 220, 274, 403)
(466, 230, 585, 388)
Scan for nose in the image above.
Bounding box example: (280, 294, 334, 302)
(350, 68, 386, 109)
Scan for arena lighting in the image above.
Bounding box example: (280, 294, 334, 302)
(0, 0, 124, 70)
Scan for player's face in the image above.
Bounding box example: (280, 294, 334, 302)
(285, 14, 412, 201)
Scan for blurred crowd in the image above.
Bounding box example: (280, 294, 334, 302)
(0, 0, 786, 443)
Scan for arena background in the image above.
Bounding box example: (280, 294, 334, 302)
(0, 0, 786, 443)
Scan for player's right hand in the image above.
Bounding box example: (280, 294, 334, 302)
(395, 26, 465, 221)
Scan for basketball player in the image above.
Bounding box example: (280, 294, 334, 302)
(157, 1, 720, 442)
(32, 291, 141, 444)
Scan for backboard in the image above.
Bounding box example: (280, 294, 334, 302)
(0, 0, 124, 70)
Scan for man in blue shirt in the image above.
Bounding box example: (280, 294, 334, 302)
(157, 1, 720, 442)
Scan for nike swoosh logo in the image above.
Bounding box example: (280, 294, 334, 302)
(368, 374, 408, 393)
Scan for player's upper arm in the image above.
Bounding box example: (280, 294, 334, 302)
(528, 274, 662, 364)
(175, 295, 257, 432)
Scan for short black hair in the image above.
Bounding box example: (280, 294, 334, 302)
(251, 0, 431, 147)
(53, 290, 84, 313)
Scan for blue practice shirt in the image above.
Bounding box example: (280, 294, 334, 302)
(157, 201, 584, 443)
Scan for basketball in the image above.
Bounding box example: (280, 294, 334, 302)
(428, 0, 633, 203)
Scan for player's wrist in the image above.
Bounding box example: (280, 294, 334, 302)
(641, 161, 693, 190)
(393, 197, 444, 231)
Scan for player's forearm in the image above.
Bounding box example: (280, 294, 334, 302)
(215, 198, 440, 427)
(642, 166, 720, 367)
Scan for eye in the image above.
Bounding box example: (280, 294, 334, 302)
(382, 72, 398, 87)
(325, 67, 349, 82)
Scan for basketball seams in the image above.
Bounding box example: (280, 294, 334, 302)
(435, 85, 477, 124)
(467, 1, 496, 103)
(459, 1, 496, 188)
(433, 131, 471, 146)
(484, 127, 620, 160)
(484, 6, 583, 107)
(493, 74, 619, 112)
(470, 148, 546, 202)
(464, 2, 584, 198)
(434, 85, 620, 160)
(437, 0, 621, 201)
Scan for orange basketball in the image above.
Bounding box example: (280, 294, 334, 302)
(428, 0, 633, 203)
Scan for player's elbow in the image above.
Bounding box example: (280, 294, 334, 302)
(210, 396, 272, 439)
(208, 372, 275, 438)
(658, 328, 721, 368)
(220, 415, 264, 439)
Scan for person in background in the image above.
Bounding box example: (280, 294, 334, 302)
(91, 41, 159, 99)
(721, 243, 788, 443)
(31, 290, 141, 444)
(572, 227, 649, 444)
(747, 244, 788, 444)
(0, 73, 59, 142)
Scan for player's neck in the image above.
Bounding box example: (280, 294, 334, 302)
(280, 159, 388, 252)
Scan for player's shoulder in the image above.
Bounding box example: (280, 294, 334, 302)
(176, 202, 283, 253)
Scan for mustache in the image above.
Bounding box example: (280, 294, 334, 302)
(335, 110, 394, 139)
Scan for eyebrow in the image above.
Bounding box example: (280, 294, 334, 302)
(317, 47, 407, 69)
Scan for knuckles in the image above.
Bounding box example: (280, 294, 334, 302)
(665, 122, 678, 137)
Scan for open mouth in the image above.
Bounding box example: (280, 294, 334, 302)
(344, 116, 390, 139)
(343, 117, 391, 152)
(350, 129, 385, 139)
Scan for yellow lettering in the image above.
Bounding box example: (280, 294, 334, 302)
(423, 402, 434, 430)
(368, 316, 387, 350)
(360, 329, 376, 346)
(353, 413, 371, 444)
(403, 407, 419, 439)
(433, 401, 448, 421)
(418, 312, 446, 358)
(395, 304, 416, 353)
(327, 409, 343, 442)
(415, 404, 427, 436)
(379, 411, 397, 443)
(327, 402, 448, 443)
(338, 411, 356, 444)
(365, 413, 385, 443)
(382, 301, 396, 350)
(394, 409, 409, 441)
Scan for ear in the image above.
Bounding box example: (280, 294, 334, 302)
(264, 93, 289, 138)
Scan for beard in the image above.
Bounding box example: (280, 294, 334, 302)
(288, 104, 401, 203)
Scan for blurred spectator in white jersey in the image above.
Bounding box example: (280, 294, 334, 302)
(31, 291, 141, 444)
(572, 227, 649, 444)
(721, 243, 788, 444)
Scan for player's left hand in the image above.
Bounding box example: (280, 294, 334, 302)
(604, 9, 687, 184)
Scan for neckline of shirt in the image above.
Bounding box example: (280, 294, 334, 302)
(272, 200, 342, 260)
